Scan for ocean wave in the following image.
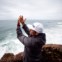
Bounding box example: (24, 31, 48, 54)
(45, 27, 62, 44)
(0, 32, 24, 59)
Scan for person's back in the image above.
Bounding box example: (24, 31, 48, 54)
(24, 33, 46, 62)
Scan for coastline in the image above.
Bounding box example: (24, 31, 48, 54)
(0, 44, 62, 62)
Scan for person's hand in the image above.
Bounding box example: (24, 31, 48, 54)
(18, 15, 26, 25)
(18, 15, 23, 21)
(21, 19, 26, 25)
(17, 15, 23, 26)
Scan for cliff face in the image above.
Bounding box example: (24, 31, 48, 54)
(42, 45, 62, 62)
(0, 44, 62, 62)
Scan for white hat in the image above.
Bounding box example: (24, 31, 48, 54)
(27, 22, 44, 33)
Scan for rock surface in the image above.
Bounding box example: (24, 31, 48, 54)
(0, 44, 62, 62)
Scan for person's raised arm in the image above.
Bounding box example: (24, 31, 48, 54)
(16, 16, 31, 46)
(20, 18, 30, 36)
(17, 16, 23, 37)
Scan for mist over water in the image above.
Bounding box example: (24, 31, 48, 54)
(0, 20, 62, 59)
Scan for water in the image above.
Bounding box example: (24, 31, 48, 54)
(0, 20, 62, 59)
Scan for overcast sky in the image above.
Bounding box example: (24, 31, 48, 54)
(0, 0, 62, 20)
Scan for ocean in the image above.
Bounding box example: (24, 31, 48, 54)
(0, 20, 62, 59)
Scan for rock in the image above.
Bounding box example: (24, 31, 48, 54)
(0, 53, 23, 62)
(14, 52, 23, 62)
(0, 53, 14, 62)
(0, 44, 62, 62)
(42, 44, 62, 62)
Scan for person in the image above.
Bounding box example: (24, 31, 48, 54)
(16, 15, 46, 62)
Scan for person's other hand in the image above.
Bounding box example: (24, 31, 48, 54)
(18, 15, 23, 22)
(17, 15, 23, 26)
(18, 15, 26, 25)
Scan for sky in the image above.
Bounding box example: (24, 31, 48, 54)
(0, 0, 62, 20)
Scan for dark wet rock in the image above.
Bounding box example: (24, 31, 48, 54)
(14, 52, 23, 62)
(0, 53, 14, 62)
